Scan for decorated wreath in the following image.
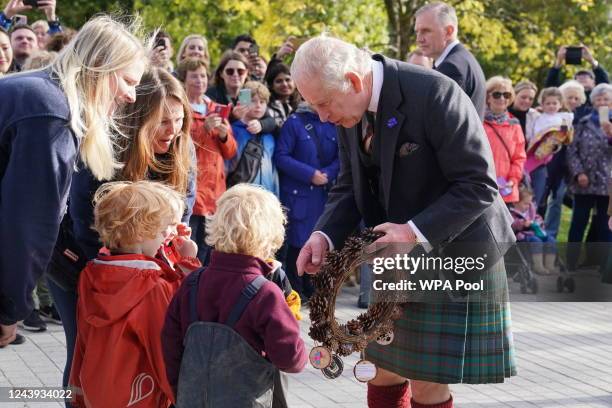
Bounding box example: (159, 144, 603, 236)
(308, 228, 407, 381)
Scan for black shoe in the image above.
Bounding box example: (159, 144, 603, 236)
(40, 305, 62, 325)
(19, 310, 47, 332)
(10, 333, 26, 345)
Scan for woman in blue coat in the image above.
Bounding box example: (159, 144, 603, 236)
(274, 102, 339, 299)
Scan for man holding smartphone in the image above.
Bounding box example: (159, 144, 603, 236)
(545, 44, 609, 108)
(1, 0, 62, 71)
(150, 31, 174, 72)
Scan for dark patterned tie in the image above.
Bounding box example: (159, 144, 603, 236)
(362, 112, 376, 154)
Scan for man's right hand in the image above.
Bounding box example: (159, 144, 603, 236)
(0, 323, 17, 347)
(554, 46, 567, 68)
(296, 233, 329, 276)
(3, 0, 31, 18)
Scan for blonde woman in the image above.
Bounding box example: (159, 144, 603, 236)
(176, 34, 210, 67)
(0, 14, 146, 400)
(70, 67, 196, 261)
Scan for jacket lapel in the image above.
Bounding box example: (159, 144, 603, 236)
(373, 55, 406, 211)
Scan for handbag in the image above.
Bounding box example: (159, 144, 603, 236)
(46, 213, 89, 292)
(227, 135, 264, 187)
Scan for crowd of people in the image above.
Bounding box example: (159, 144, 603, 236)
(0, 0, 611, 407)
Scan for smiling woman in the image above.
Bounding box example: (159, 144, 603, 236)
(0, 27, 12, 75)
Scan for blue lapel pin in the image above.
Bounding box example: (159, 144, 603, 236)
(386, 117, 398, 128)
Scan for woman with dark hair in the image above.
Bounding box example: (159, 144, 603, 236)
(206, 50, 249, 106)
(265, 62, 301, 129)
(207, 50, 278, 133)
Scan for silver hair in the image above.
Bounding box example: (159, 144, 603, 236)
(590, 83, 612, 104)
(559, 80, 586, 105)
(290, 35, 371, 94)
(415, 2, 459, 37)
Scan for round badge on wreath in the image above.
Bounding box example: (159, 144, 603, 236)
(308, 228, 407, 382)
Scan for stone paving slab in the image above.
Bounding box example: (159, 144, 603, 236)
(1, 281, 611, 407)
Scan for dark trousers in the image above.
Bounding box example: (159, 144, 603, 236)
(285, 245, 314, 299)
(47, 279, 77, 408)
(567, 194, 611, 269)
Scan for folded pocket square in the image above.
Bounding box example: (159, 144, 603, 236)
(398, 142, 420, 157)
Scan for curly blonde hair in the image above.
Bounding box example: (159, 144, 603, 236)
(93, 180, 184, 249)
(206, 184, 286, 260)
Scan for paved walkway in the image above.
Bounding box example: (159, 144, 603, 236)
(1, 275, 612, 407)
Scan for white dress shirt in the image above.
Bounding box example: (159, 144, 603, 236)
(434, 39, 460, 68)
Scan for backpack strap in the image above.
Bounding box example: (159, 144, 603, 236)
(225, 275, 268, 328)
(188, 267, 207, 324)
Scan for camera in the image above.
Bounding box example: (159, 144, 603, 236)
(249, 43, 259, 57)
(565, 46, 583, 65)
(23, 0, 39, 8)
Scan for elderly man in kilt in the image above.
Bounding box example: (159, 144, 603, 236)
(292, 35, 517, 408)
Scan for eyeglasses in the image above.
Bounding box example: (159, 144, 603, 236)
(491, 92, 512, 100)
(224, 68, 246, 76)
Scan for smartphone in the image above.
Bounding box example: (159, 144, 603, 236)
(23, 0, 38, 8)
(155, 38, 167, 50)
(249, 43, 259, 57)
(238, 88, 252, 106)
(599, 106, 610, 125)
(291, 36, 309, 49)
(12, 14, 27, 25)
(213, 104, 231, 121)
(565, 46, 583, 65)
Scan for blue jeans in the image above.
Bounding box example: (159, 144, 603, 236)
(544, 179, 566, 239)
(47, 279, 77, 408)
(530, 165, 548, 209)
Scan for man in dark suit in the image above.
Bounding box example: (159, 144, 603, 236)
(415, 2, 486, 119)
(291, 36, 516, 407)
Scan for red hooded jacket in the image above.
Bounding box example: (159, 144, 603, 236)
(69, 254, 184, 407)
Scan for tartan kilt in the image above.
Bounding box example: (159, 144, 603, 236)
(365, 259, 517, 384)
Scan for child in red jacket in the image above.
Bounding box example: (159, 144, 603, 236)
(162, 184, 307, 406)
(69, 181, 200, 408)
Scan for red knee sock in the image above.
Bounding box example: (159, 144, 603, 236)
(367, 381, 411, 408)
(411, 395, 453, 408)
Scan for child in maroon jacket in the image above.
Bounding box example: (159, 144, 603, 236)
(161, 184, 307, 400)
